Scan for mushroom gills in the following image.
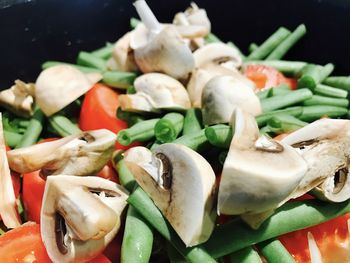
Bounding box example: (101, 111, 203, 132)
(124, 144, 217, 246)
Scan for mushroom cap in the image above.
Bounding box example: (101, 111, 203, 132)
(35, 65, 102, 116)
(124, 144, 216, 246)
(218, 108, 307, 215)
(193, 42, 243, 70)
(7, 129, 116, 176)
(119, 73, 191, 113)
(132, 25, 195, 80)
(41, 175, 128, 263)
(201, 75, 261, 125)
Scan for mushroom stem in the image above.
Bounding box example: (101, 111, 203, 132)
(133, 0, 162, 34)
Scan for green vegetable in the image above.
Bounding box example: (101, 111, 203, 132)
(4, 130, 22, 148)
(128, 187, 217, 263)
(204, 199, 350, 258)
(266, 24, 306, 60)
(91, 42, 114, 60)
(77, 51, 107, 71)
(299, 105, 347, 122)
(268, 85, 292, 97)
(115, 159, 136, 192)
(261, 89, 312, 112)
(248, 43, 259, 53)
(303, 95, 349, 108)
(173, 129, 209, 152)
(183, 108, 203, 135)
(48, 114, 81, 137)
(41, 61, 103, 73)
(257, 239, 295, 263)
(323, 76, 350, 92)
(116, 107, 145, 127)
(244, 60, 307, 76)
(255, 106, 303, 127)
(298, 63, 334, 90)
(230, 247, 262, 263)
(314, 84, 348, 98)
(117, 118, 160, 146)
(130, 17, 141, 29)
(267, 114, 307, 134)
(205, 124, 233, 149)
(205, 33, 222, 43)
(247, 27, 291, 60)
(155, 113, 184, 143)
(16, 107, 45, 148)
(256, 89, 270, 100)
(102, 71, 137, 89)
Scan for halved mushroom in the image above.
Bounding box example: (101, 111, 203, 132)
(107, 32, 139, 72)
(35, 65, 102, 116)
(217, 108, 307, 216)
(130, 0, 195, 80)
(124, 144, 216, 246)
(7, 129, 116, 176)
(0, 80, 35, 118)
(0, 113, 21, 228)
(282, 118, 350, 202)
(118, 73, 191, 113)
(41, 175, 128, 263)
(201, 75, 261, 125)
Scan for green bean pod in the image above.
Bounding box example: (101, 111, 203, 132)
(267, 114, 307, 134)
(205, 125, 233, 149)
(300, 105, 347, 122)
(77, 51, 107, 71)
(155, 113, 184, 143)
(230, 247, 262, 263)
(298, 63, 334, 90)
(183, 108, 203, 135)
(248, 43, 259, 53)
(102, 71, 137, 89)
(4, 130, 22, 148)
(173, 129, 209, 152)
(48, 114, 81, 137)
(255, 106, 303, 127)
(314, 84, 348, 98)
(244, 60, 307, 77)
(303, 95, 349, 108)
(323, 76, 350, 92)
(91, 42, 114, 60)
(257, 239, 295, 263)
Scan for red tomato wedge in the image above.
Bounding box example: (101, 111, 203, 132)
(0, 222, 51, 263)
(97, 161, 119, 184)
(244, 64, 297, 90)
(88, 254, 112, 263)
(279, 213, 350, 263)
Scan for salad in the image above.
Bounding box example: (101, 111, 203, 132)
(1, 0, 350, 262)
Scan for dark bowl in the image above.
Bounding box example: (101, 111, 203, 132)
(0, 0, 349, 88)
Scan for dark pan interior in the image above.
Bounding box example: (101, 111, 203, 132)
(0, 0, 349, 87)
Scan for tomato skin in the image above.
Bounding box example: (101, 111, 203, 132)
(245, 64, 296, 90)
(0, 222, 52, 263)
(88, 254, 112, 263)
(97, 161, 119, 184)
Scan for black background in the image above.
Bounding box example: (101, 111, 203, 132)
(0, 0, 349, 87)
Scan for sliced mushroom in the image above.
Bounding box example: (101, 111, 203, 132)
(130, 0, 195, 80)
(35, 65, 102, 116)
(118, 73, 191, 113)
(7, 129, 116, 176)
(41, 175, 128, 263)
(0, 113, 21, 228)
(0, 80, 35, 118)
(201, 75, 261, 125)
(124, 144, 216, 246)
(282, 118, 350, 202)
(218, 108, 307, 216)
(107, 32, 138, 72)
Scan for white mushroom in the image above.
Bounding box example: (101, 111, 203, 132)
(0, 113, 21, 228)
(118, 73, 191, 113)
(217, 108, 307, 216)
(106, 32, 138, 72)
(35, 65, 102, 116)
(201, 75, 261, 125)
(282, 118, 350, 202)
(130, 0, 195, 80)
(0, 80, 35, 118)
(7, 129, 116, 176)
(124, 144, 216, 246)
(41, 175, 128, 263)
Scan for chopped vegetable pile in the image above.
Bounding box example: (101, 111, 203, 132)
(1, 1, 350, 263)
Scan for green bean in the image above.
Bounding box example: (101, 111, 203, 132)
(268, 114, 307, 134)
(205, 33, 222, 44)
(244, 60, 307, 77)
(261, 89, 312, 112)
(299, 105, 347, 122)
(173, 129, 209, 152)
(183, 108, 203, 136)
(257, 239, 295, 263)
(121, 205, 154, 263)
(150, 140, 162, 151)
(248, 43, 259, 53)
(314, 84, 348, 98)
(48, 114, 81, 137)
(127, 85, 136, 94)
(247, 27, 291, 60)
(269, 85, 292, 97)
(218, 151, 228, 165)
(255, 106, 303, 127)
(205, 125, 232, 149)
(91, 42, 114, 60)
(204, 199, 350, 258)
(303, 95, 349, 108)
(266, 24, 306, 60)
(256, 89, 270, 100)
(323, 76, 350, 92)
(116, 107, 145, 127)
(77, 51, 107, 71)
(155, 113, 184, 143)
(117, 118, 160, 146)
(41, 61, 102, 73)
(4, 130, 22, 148)
(298, 63, 334, 90)
(115, 159, 136, 192)
(230, 247, 262, 263)
(130, 17, 141, 29)
(16, 107, 45, 148)
(128, 187, 217, 263)
(102, 71, 137, 89)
